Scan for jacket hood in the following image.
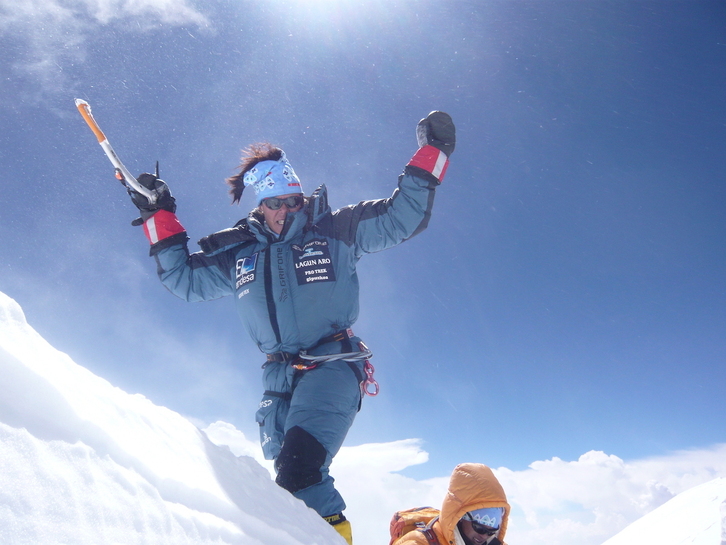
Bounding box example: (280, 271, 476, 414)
(303, 183, 331, 227)
(438, 463, 510, 544)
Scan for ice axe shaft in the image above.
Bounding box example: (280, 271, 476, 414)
(75, 98, 157, 204)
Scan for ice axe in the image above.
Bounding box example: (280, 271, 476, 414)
(75, 98, 158, 205)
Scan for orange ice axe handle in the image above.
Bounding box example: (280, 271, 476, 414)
(75, 98, 157, 204)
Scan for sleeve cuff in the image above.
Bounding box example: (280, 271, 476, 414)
(143, 209, 186, 245)
(149, 231, 189, 256)
(407, 145, 450, 182)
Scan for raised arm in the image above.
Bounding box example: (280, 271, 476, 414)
(333, 111, 456, 256)
(126, 173, 236, 302)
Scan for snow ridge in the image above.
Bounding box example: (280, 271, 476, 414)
(0, 291, 338, 545)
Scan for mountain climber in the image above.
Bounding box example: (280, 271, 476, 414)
(124, 111, 456, 545)
(392, 463, 510, 545)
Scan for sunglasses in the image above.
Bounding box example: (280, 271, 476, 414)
(262, 195, 304, 210)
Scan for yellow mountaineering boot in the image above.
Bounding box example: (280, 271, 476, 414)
(333, 520, 352, 545)
(324, 513, 353, 545)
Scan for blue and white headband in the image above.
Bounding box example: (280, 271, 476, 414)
(464, 507, 504, 529)
(243, 152, 303, 205)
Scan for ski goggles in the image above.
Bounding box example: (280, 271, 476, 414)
(470, 522, 498, 536)
(262, 195, 304, 210)
(462, 513, 499, 536)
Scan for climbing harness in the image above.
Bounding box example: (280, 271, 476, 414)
(265, 330, 380, 396)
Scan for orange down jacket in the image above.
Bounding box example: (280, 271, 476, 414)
(393, 463, 511, 545)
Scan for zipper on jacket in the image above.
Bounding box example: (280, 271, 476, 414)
(262, 248, 282, 345)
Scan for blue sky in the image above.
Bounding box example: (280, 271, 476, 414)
(1, 0, 724, 483)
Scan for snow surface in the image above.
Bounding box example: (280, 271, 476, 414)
(0, 290, 341, 545)
(602, 478, 726, 545)
(1, 287, 725, 545)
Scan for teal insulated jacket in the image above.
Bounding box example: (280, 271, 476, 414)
(150, 166, 437, 355)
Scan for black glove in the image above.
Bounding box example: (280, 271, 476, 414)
(416, 111, 456, 157)
(127, 173, 176, 226)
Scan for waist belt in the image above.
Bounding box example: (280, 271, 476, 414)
(265, 351, 297, 364)
(265, 328, 356, 365)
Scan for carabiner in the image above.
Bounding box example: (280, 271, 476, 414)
(361, 360, 380, 396)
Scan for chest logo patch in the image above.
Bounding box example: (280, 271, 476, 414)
(292, 239, 336, 285)
(235, 253, 258, 290)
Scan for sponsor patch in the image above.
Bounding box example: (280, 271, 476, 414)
(235, 253, 258, 290)
(292, 239, 336, 285)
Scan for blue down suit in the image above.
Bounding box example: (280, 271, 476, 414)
(148, 166, 438, 517)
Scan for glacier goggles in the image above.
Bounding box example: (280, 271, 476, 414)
(262, 195, 304, 210)
(462, 513, 499, 536)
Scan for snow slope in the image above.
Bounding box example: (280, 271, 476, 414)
(601, 477, 726, 545)
(0, 290, 341, 545)
(2, 287, 726, 545)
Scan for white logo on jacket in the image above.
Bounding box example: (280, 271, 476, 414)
(235, 253, 258, 290)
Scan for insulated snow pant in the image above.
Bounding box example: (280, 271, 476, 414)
(255, 342, 364, 517)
